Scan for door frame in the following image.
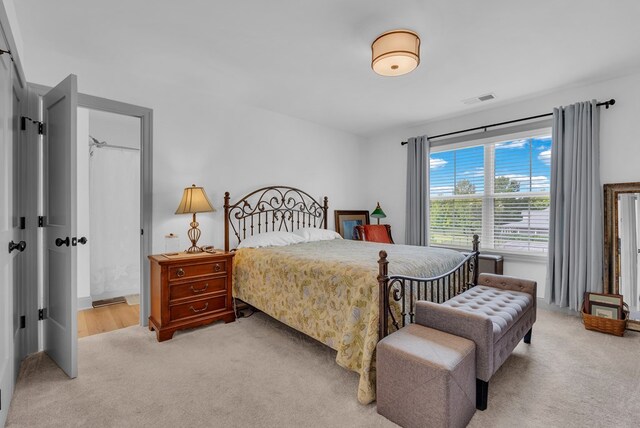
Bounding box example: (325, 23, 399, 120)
(29, 83, 153, 327)
(76, 94, 153, 327)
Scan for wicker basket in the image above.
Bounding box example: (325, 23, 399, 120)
(581, 300, 628, 337)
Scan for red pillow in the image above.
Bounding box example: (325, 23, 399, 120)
(363, 225, 392, 244)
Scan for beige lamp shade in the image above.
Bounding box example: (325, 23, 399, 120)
(175, 184, 216, 214)
(371, 30, 420, 77)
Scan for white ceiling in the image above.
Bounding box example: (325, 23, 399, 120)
(12, 0, 640, 137)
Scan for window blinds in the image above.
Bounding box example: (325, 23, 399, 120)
(429, 135, 551, 254)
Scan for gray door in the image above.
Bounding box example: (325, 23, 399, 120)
(0, 47, 18, 426)
(43, 74, 78, 378)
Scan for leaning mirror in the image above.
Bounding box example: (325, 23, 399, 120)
(604, 182, 640, 331)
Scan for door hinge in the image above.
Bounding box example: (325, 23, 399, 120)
(21, 116, 44, 134)
(141, 229, 144, 236)
(20, 217, 26, 229)
(20, 315, 26, 329)
(38, 216, 45, 227)
(38, 308, 46, 321)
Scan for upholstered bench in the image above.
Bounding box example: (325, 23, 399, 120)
(377, 324, 476, 428)
(416, 273, 536, 410)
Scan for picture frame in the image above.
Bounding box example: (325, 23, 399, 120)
(590, 303, 622, 320)
(585, 292, 624, 319)
(334, 210, 370, 240)
(586, 292, 623, 307)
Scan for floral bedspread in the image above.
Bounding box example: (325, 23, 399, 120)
(232, 239, 465, 404)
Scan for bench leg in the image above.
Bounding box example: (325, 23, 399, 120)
(476, 379, 488, 411)
(524, 328, 532, 344)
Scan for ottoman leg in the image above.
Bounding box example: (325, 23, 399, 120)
(476, 379, 489, 411)
(524, 328, 533, 344)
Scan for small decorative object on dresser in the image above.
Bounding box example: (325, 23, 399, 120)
(148, 251, 235, 341)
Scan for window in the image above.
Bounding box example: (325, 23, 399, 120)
(429, 132, 551, 254)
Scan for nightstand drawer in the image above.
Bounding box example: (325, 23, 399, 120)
(169, 295, 227, 322)
(170, 276, 226, 302)
(168, 260, 227, 281)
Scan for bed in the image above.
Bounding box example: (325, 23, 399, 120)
(224, 186, 479, 404)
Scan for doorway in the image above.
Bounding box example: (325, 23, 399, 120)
(27, 80, 152, 378)
(76, 108, 142, 337)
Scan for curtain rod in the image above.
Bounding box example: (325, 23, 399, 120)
(400, 99, 615, 145)
(89, 135, 140, 151)
(91, 143, 140, 152)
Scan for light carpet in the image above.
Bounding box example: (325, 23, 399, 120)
(6, 308, 640, 427)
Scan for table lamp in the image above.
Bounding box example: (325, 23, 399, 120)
(370, 202, 387, 224)
(175, 184, 216, 253)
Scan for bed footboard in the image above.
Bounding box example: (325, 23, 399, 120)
(377, 235, 480, 339)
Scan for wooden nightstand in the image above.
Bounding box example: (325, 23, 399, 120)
(148, 251, 235, 342)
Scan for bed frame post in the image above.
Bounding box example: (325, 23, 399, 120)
(472, 234, 480, 285)
(377, 250, 389, 340)
(224, 192, 230, 252)
(323, 196, 329, 229)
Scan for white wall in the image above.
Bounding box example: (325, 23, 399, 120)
(1, 1, 22, 60)
(25, 65, 368, 254)
(362, 71, 640, 297)
(153, 95, 368, 252)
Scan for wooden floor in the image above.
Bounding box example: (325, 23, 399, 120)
(78, 303, 140, 338)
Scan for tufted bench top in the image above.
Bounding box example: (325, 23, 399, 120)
(442, 285, 533, 341)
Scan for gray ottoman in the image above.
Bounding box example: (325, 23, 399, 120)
(377, 324, 476, 428)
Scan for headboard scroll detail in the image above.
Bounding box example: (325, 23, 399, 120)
(224, 186, 329, 251)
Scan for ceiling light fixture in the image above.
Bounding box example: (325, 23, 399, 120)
(371, 30, 420, 77)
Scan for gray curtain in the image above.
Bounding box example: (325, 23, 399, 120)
(546, 100, 602, 310)
(405, 136, 430, 246)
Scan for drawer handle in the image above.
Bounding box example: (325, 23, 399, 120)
(190, 283, 209, 293)
(189, 302, 209, 313)
(214, 263, 222, 272)
(176, 268, 185, 278)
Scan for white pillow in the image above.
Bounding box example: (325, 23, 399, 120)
(292, 228, 343, 242)
(237, 231, 306, 249)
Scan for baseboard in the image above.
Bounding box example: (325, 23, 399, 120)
(537, 298, 580, 317)
(90, 288, 140, 303)
(78, 296, 93, 311)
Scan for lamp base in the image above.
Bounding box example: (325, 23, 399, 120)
(185, 213, 203, 253)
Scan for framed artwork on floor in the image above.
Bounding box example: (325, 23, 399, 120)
(334, 210, 370, 240)
(590, 303, 620, 320)
(584, 292, 624, 319)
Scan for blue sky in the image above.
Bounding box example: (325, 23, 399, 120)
(430, 136, 552, 196)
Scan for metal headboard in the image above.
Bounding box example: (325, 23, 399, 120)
(224, 186, 329, 251)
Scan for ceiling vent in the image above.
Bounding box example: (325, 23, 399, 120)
(462, 93, 496, 105)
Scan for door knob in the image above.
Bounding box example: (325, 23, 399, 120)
(55, 237, 70, 247)
(8, 240, 26, 253)
(78, 237, 88, 245)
